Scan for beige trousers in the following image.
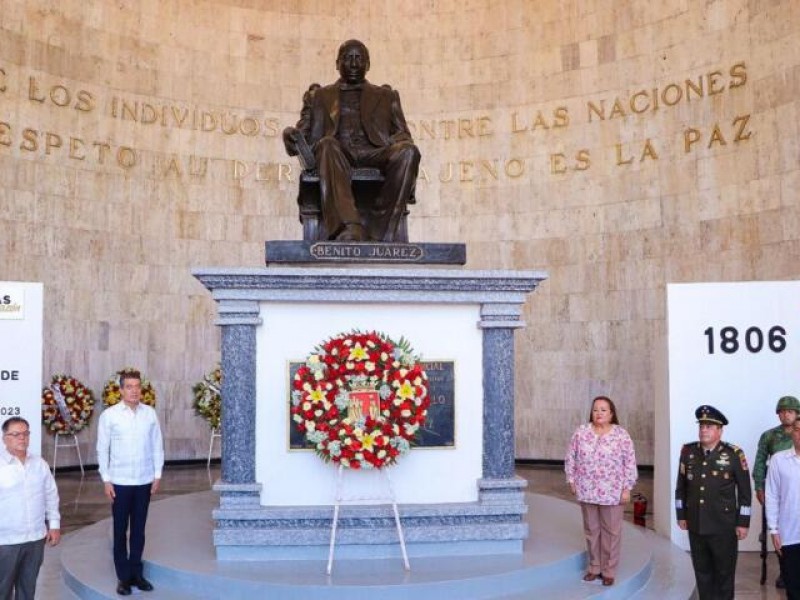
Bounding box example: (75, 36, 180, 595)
(581, 502, 624, 578)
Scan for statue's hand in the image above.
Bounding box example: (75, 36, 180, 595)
(283, 126, 300, 156)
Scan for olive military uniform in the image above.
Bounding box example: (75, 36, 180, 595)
(675, 440, 752, 599)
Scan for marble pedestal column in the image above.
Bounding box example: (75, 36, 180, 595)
(194, 267, 546, 559)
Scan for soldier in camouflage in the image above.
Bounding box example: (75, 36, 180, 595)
(753, 395, 800, 588)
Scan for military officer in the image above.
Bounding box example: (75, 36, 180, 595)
(675, 405, 751, 600)
(753, 395, 800, 588)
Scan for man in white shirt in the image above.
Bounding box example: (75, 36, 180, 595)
(0, 417, 61, 600)
(766, 419, 800, 600)
(97, 370, 164, 596)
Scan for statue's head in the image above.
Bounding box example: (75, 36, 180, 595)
(336, 39, 370, 84)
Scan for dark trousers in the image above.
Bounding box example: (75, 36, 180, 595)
(688, 530, 738, 600)
(315, 136, 420, 241)
(112, 483, 152, 583)
(0, 538, 45, 600)
(783, 543, 800, 600)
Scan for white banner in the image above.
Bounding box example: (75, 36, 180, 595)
(666, 281, 800, 551)
(0, 282, 43, 454)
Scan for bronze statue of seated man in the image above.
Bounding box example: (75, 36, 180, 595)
(283, 39, 420, 243)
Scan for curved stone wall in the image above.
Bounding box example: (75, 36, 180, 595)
(1, 0, 798, 464)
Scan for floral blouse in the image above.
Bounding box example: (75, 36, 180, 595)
(564, 423, 638, 505)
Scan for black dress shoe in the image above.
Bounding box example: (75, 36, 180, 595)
(116, 581, 132, 596)
(776, 576, 786, 589)
(132, 576, 154, 591)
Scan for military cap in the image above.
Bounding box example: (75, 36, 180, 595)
(776, 395, 800, 413)
(695, 405, 728, 426)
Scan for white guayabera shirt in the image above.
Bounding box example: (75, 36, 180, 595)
(97, 402, 164, 486)
(0, 448, 61, 545)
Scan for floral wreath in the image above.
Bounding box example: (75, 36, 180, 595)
(41, 374, 95, 434)
(193, 365, 221, 429)
(291, 330, 429, 469)
(102, 367, 157, 407)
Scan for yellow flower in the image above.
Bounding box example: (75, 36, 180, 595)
(360, 432, 376, 451)
(308, 389, 326, 403)
(396, 380, 415, 401)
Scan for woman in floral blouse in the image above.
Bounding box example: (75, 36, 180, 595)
(564, 395, 638, 587)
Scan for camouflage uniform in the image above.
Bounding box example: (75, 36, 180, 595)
(753, 426, 794, 493)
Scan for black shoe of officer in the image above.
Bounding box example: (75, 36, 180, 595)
(132, 575, 154, 591)
(776, 577, 786, 589)
(116, 581, 132, 596)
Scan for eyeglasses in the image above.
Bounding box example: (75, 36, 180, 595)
(4, 431, 31, 439)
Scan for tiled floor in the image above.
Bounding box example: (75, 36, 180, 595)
(40, 463, 785, 599)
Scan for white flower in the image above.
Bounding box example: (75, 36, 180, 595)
(305, 420, 316, 432)
(307, 430, 326, 444)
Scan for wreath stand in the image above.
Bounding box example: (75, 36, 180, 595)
(327, 464, 409, 575)
(207, 427, 221, 468)
(52, 432, 84, 476)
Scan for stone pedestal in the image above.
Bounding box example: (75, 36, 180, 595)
(193, 266, 546, 559)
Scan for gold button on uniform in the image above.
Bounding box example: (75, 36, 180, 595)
(700, 499, 704, 504)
